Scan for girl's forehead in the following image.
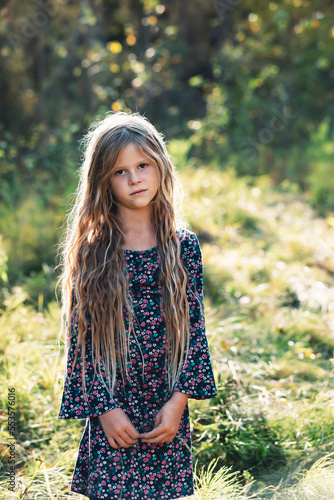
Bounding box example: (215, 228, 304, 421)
(118, 142, 144, 156)
(115, 143, 153, 167)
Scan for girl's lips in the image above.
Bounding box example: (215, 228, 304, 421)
(131, 189, 147, 196)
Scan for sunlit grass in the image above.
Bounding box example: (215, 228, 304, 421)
(272, 455, 334, 500)
(193, 458, 246, 499)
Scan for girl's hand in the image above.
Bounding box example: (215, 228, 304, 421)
(140, 392, 188, 444)
(98, 408, 140, 449)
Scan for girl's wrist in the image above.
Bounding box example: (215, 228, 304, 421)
(169, 390, 188, 411)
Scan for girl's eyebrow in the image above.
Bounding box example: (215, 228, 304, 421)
(115, 159, 149, 169)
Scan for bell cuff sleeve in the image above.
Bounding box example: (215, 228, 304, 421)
(57, 285, 120, 419)
(173, 231, 217, 400)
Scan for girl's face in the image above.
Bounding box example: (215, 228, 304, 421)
(110, 142, 160, 212)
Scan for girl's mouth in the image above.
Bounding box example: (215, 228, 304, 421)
(131, 189, 147, 196)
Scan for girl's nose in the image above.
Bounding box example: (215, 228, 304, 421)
(129, 170, 141, 184)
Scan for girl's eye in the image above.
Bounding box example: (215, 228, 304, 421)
(138, 163, 148, 169)
(115, 169, 125, 176)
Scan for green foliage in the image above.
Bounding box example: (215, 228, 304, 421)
(0, 189, 66, 302)
(180, 167, 334, 490)
(192, 378, 286, 475)
(0, 235, 8, 285)
(272, 455, 334, 500)
(1, 0, 334, 213)
(304, 120, 334, 214)
(0, 123, 80, 206)
(193, 458, 246, 499)
(187, 3, 334, 183)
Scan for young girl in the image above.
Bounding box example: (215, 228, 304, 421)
(57, 111, 217, 500)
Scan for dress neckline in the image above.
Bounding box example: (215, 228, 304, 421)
(123, 245, 158, 254)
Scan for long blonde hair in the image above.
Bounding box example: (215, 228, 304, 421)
(56, 111, 190, 401)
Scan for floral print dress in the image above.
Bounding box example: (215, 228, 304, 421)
(57, 229, 217, 500)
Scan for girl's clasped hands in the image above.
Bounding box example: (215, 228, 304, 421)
(98, 391, 188, 449)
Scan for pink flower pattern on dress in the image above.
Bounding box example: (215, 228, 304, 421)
(58, 229, 217, 499)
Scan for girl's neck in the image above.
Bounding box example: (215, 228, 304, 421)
(119, 207, 157, 250)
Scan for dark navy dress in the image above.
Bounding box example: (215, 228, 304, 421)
(57, 229, 217, 499)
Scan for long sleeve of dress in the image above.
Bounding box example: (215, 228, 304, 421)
(173, 231, 217, 400)
(57, 285, 120, 419)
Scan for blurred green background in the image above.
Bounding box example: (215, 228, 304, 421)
(1, 1, 334, 498)
(1, 0, 334, 289)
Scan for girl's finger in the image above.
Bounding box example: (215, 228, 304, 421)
(142, 436, 173, 444)
(140, 424, 164, 439)
(154, 413, 162, 428)
(124, 430, 138, 444)
(126, 426, 140, 440)
(108, 437, 119, 449)
(118, 432, 139, 448)
(115, 435, 132, 448)
(141, 431, 168, 443)
(140, 431, 165, 442)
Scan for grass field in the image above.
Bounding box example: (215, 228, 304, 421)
(1, 165, 334, 499)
